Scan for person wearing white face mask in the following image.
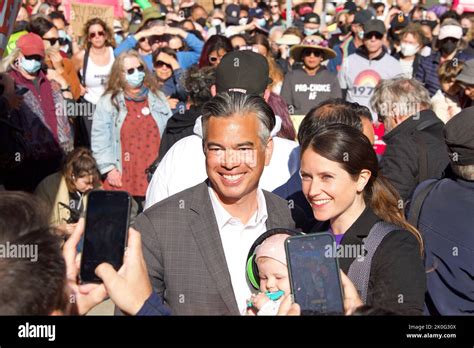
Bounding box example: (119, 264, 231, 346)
(206, 9, 227, 37)
(395, 23, 424, 78)
(91, 51, 172, 212)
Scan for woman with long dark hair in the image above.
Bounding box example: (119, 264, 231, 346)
(152, 47, 187, 112)
(198, 34, 233, 68)
(300, 123, 426, 315)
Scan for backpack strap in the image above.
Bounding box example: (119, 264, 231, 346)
(347, 221, 400, 303)
(81, 48, 90, 86)
(407, 179, 438, 228)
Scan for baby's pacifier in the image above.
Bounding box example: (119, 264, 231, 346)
(265, 290, 284, 301)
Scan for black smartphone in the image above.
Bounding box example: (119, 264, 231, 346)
(80, 190, 131, 283)
(285, 233, 344, 315)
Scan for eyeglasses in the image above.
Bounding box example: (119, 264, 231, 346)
(126, 65, 145, 75)
(302, 49, 323, 57)
(154, 60, 172, 69)
(89, 31, 105, 39)
(270, 4, 279, 8)
(43, 37, 59, 46)
(364, 32, 384, 40)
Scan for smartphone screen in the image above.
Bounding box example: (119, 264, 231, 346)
(285, 233, 344, 315)
(80, 190, 131, 283)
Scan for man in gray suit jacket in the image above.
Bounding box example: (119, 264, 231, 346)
(135, 91, 295, 315)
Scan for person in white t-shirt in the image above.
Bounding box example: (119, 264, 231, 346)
(145, 50, 300, 209)
(73, 18, 115, 144)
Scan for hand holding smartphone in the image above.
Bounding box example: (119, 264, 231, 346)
(285, 233, 344, 315)
(80, 191, 131, 283)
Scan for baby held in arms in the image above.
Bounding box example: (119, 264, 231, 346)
(246, 234, 291, 315)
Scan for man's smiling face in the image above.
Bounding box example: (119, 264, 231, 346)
(204, 113, 273, 206)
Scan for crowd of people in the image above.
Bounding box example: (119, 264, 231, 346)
(0, 0, 473, 317)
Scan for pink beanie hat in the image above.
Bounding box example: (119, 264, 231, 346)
(255, 234, 290, 265)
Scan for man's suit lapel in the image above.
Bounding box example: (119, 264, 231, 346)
(264, 190, 295, 230)
(188, 182, 240, 315)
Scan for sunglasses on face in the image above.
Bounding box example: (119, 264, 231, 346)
(89, 31, 105, 39)
(302, 49, 323, 57)
(24, 54, 42, 61)
(154, 60, 172, 69)
(270, 4, 279, 8)
(43, 37, 59, 46)
(126, 65, 145, 75)
(364, 32, 383, 40)
(209, 56, 220, 63)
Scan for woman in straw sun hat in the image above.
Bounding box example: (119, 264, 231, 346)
(281, 36, 341, 115)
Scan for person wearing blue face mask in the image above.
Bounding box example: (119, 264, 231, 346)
(6, 32, 74, 191)
(91, 50, 172, 212)
(113, 20, 125, 46)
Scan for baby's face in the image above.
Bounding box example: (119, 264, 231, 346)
(257, 257, 291, 295)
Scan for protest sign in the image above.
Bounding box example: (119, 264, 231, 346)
(70, 2, 114, 38)
(64, 0, 123, 22)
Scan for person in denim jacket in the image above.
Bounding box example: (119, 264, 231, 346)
(91, 50, 172, 210)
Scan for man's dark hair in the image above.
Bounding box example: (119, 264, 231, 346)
(297, 98, 362, 145)
(48, 11, 67, 25)
(440, 10, 461, 24)
(27, 16, 55, 37)
(202, 92, 276, 145)
(0, 192, 68, 315)
(350, 102, 372, 122)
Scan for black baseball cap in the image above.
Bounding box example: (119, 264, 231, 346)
(390, 13, 409, 31)
(216, 50, 270, 95)
(363, 19, 386, 35)
(303, 13, 320, 25)
(344, 1, 357, 13)
(225, 4, 240, 25)
(444, 106, 474, 165)
(353, 10, 373, 25)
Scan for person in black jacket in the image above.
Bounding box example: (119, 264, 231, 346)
(408, 106, 474, 315)
(371, 77, 450, 203)
(300, 124, 426, 315)
(157, 65, 215, 162)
